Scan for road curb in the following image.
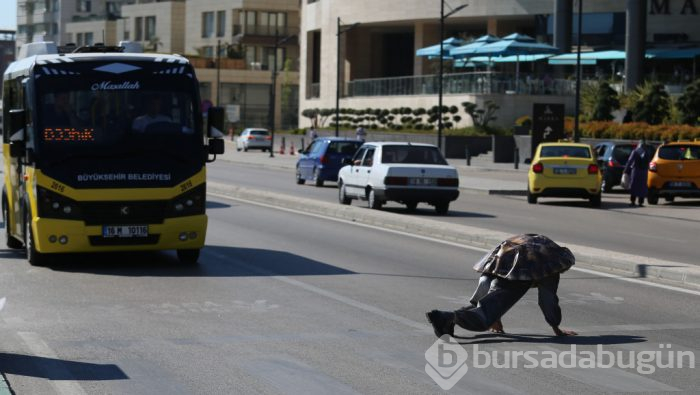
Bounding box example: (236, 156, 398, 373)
(208, 181, 700, 292)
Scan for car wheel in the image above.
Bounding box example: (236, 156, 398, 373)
(647, 189, 659, 205)
(368, 189, 382, 210)
(296, 167, 305, 185)
(25, 210, 46, 266)
(601, 177, 613, 193)
(405, 201, 418, 212)
(313, 168, 324, 187)
(338, 181, 351, 205)
(527, 187, 538, 204)
(244, 146, 248, 152)
(589, 193, 602, 208)
(664, 196, 675, 203)
(435, 202, 449, 215)
(236, 147, 241, 152)
(177, 249, 200, 265)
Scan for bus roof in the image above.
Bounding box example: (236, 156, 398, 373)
(3, 52, 189, 80)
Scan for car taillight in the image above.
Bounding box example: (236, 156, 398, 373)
(320, 155, 329, 165)
(649, 161, 657, 172)
(265, 136, 272, 140)
(248, 135, 255, 140)
(608, 159, 617, 168)
(532, 162, 544, 173)
(384, 176, 408, 185)
(437, 178, 459, 187)
(587, 164, 599, 174)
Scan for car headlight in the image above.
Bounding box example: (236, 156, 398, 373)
(167, 184, 206, 217)
(37, 186, 82, 219)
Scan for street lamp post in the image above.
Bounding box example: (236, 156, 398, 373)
(269, 30, 296, 157)
(336, 18, 360, 137)
(573, 0, 583, 142)
(216, 40, 221, 106)
(438, 1, 468, 151)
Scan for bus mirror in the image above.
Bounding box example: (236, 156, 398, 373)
(9, 109, 26, 135)
(208, 138, 225, 155)
(207, 107, 225, 138)
(9, 141, 25, 158)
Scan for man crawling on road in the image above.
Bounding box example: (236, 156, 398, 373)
(426, 234, 578, 338)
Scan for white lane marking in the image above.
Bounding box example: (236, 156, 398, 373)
(205, 250, 430, 333)
(206, 192, 491, 254)
(571, 267, 700, 297)
(16, 332, 87, 395)
(208, 192, 700, 297)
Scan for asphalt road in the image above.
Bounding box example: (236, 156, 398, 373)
(1, 196, 698, 394)
(207, 160, 700, 266)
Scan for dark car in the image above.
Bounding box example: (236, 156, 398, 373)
(594, 142, 656, 192)
(296, 137, 362, 186)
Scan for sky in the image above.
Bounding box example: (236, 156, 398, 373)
(1, 0, 17, 30)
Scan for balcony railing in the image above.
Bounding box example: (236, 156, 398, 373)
(232, 24, 297, 38)
(346, 72, 594, 97)
(307, 83, 320, 99)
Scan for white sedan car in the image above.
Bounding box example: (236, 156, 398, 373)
(337, 142, 459, 214)
(236, 128, 272, 152)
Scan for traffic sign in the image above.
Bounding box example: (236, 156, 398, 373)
(532, 103, 565, 157)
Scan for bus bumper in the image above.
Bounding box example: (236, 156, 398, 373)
(32, 215, 208, 253)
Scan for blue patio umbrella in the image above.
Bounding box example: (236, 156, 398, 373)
(416, 37, 465, 59)
(449, 34, 500, 58)
(472, 33, 561, 92)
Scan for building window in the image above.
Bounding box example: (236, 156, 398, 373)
(202, 46, 214, 58)
(145, 16, 156, 41)
(77, 0, 91, 12)
(85, 32, 94, 45)
(76, 33, 83, 46)
(135, 16, 143, 41)
(216, 11, 226, 37)
(202, 12, 214, 38)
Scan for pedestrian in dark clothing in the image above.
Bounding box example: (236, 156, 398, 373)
(426, 234, 578, 338)
(623, 140, 651, 207)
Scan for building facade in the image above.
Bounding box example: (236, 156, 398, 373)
(299, 0, 700, 128)
(15, 0, 301, 131)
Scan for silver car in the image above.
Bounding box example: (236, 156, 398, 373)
(236, 128, 272, 152)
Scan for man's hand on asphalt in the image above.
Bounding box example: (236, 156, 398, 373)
(553, 326, 578, 336)
(489, 320, 505, 334)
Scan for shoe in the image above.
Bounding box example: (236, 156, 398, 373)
(425, 310, 455, 339)
(638, 203, 644, 207)
(629, 202, 636, 207)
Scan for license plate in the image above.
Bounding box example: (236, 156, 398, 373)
(669, 181, 691, 187)
(409, 178, 436, 186)
(102, 225, 148, 238)
(553, 167, 577, 175)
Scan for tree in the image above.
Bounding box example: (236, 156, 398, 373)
(461, 100, 499, 128)
(582, 81, 620, 121)
(676, 79, 700, 125)
(627, 82, 671, 125)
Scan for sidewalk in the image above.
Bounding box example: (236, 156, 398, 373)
(220, 140, 527, 195)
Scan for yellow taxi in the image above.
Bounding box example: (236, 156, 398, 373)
(527, 142, 602, 207)
(647, 140, 700, 204)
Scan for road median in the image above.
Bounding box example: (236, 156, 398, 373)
(208, 181, 700, 292)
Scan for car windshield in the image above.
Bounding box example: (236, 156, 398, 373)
(328, 141, 362, 156)
(658, 145, 700, 160)
(381, 145, 448, 165)
(612, 145, 634, 164)
(540, 146, 591, 158)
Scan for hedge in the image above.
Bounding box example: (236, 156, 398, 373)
(566, 121, 700, 142)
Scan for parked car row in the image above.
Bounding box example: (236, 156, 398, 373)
(528, 139, 700, 207)
(295, 138, 459, 214)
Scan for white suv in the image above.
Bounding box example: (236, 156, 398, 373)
(236, 128, 272, 152)
(337, 142, 459, 214)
